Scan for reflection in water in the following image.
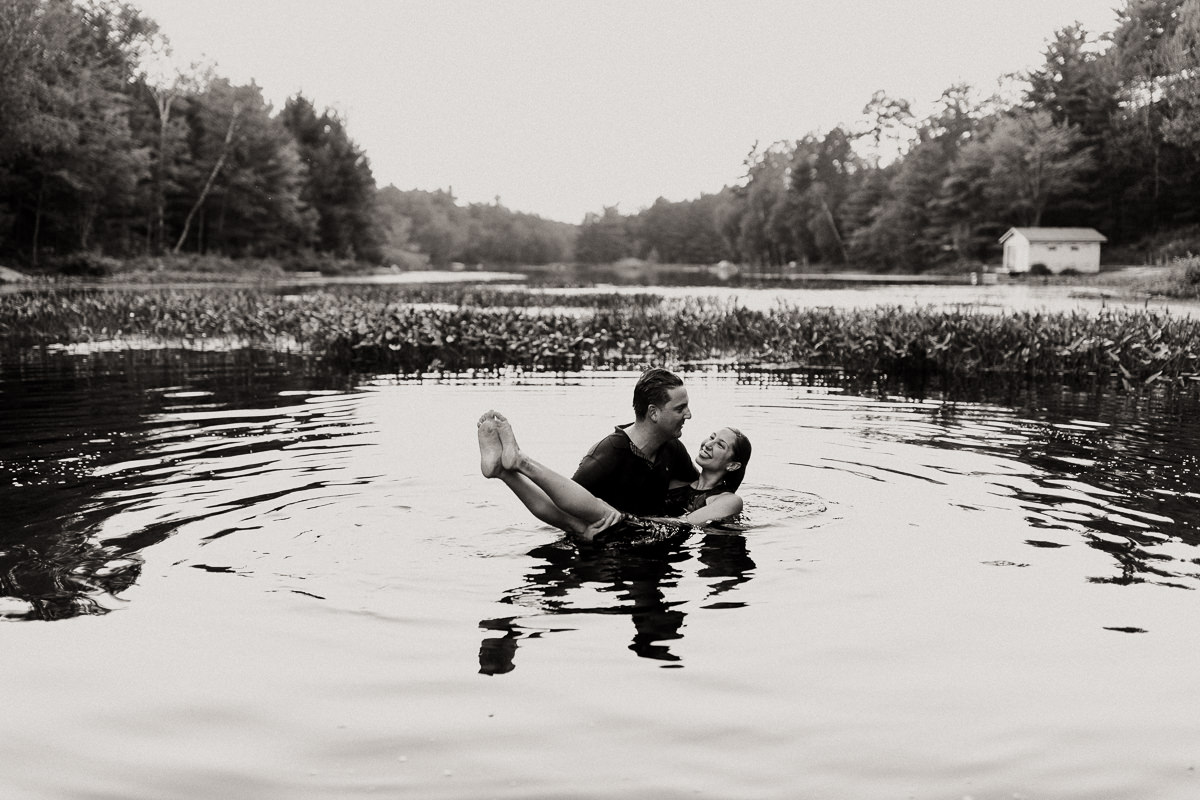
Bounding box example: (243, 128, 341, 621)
(871, 385, 1200, 591)
(0, 533, 142, 620)
(0, 348, 362, 620)
(697, 532, 756, 608)
(480, 532, 757, 674)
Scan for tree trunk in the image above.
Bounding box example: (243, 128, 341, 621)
(78, 200, 95, 251)
(155, 95, 171, 253)
(31, 174, 44, 267)
(173, 102, 241, 255)
(819, 196, 847, 263)
(217, 191, 227, 253)
(147, 82, 180, 254)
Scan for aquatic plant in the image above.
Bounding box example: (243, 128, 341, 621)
(2, 287, 1199, 391)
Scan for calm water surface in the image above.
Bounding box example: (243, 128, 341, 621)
(2, 348, 1199, 799)
(530, 281, 1200, 315)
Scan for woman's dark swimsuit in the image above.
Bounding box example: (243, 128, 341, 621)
(664, 484, 728, 516)
(589, 485, 730, 547)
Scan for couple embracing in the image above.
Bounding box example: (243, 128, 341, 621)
(478, 368, 751, 546)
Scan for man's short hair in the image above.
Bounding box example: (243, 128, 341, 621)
(632, 368, 684, 420)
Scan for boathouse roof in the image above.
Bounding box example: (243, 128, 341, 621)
(999, 227, 1108, 244)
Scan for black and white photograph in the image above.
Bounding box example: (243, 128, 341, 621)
(2, 1, 1199, 798)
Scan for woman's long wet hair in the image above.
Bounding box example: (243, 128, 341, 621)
(713, 427, 752, 493)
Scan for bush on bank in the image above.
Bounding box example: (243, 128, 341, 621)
(1136, 256, 1200, 300)
(2, 286, 1198, 391)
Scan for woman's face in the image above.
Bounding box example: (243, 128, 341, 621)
(696, 428, 740, 473)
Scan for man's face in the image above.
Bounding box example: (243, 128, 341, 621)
(651, 386, 691, 439)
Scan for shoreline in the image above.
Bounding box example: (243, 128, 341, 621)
(0, 261, 1182, 289)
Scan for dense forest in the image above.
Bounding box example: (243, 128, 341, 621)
(595, 0, 1200, 271)
(2, 0, 1199, 273)
(0, 0, 574, 271)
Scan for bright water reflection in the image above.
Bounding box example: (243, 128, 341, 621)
(2, 350, 1200, 799)
(533, 281, 1200, 315)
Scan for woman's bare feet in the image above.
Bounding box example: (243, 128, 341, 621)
(491, 411, 524, 472)
(477, 411, 503, 478)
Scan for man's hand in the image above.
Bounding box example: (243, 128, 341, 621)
(582, 508, 623, 541)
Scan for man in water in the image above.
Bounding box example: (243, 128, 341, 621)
(571, 367, 699, 516)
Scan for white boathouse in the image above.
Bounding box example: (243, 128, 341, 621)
(999, 227, 1107, 273)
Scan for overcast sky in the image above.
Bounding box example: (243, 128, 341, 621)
(131, 0, 1123, 224)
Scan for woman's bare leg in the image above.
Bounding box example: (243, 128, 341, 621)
(480, 412, 589, 533)
(490, 411, 618, 524)
(498, 471, 590, 534)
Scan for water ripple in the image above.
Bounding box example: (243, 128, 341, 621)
(0, 349, 371, 620)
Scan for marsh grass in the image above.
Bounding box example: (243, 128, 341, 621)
(3, 286, 1198, 392)
(1134, 256, 1200, 300)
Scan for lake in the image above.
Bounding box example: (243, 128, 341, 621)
(280, 267, 1200, 316)
(2, 291, 1200, 798)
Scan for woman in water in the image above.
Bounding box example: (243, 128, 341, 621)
(478, 410, 751, 544)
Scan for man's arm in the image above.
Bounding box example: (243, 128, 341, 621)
(572, 437, 620, 496)
(572, 453, 609, 494)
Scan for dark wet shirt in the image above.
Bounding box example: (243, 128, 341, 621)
(572, 424, 698, 516)
(591, 515, 696, 548)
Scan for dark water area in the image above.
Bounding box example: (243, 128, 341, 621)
(3, 345, 1200, 798)
(0, 348, 359, 620)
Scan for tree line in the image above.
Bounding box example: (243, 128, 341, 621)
(2, 0, 1199, 273)
(0, 0, 572, 271)
(0, 0, 384, 267)
(579, 0, 1200, 270)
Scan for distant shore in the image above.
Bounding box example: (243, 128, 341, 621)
(1, 257, 1194, 304)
